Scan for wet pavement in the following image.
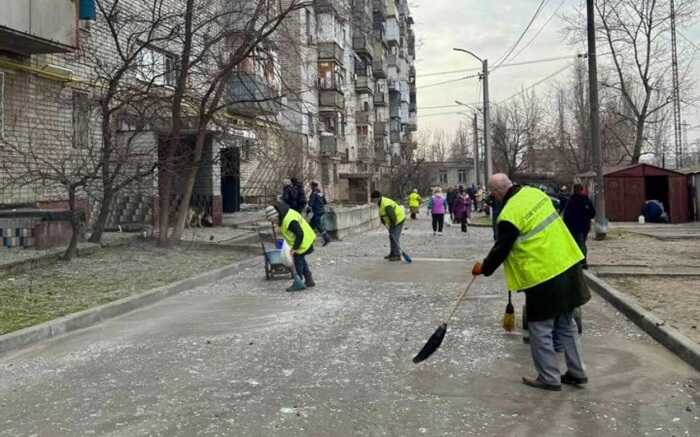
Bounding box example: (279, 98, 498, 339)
(1, 216, 699, 436)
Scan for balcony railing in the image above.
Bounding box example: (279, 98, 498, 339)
(227, 73, 280, 116)
(352, 35, 374, 59)
(374, 121, 388, 138)
(0, 0, 77, 54)
(374, 92, 386, 106)
(318, 42, 344, 64)
(356, 111, 372, 126)
(319, 89, 345, 110)
(372, 57, 387, 79)
(355, 75, 374, 94)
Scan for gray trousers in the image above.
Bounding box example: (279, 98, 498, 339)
(388, 222, 404, 256)
(528, 312, 587, 386)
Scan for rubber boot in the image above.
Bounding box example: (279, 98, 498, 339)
(304, 271, 316, 288)
(322, 233, 331, 247)
(286, 275, 306, 292)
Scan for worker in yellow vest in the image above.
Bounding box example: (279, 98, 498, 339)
(265, 203, 316, 292)
(371, 191, 406, 261)
(407, 189, 421, 220)
(472, 174, 590, 392)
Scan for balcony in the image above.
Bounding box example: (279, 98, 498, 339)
(319, 89, 345, 110)
(318, 42, 344, 64)
(408, 112, 417, 132)
(358, 146, 372, 161)
(374, 92, 386, 106)
(409, 65, 416, 78)
(390, 131, 401, 143)
(388, 79, 400, 92)
(355, 75, 374, 94)
(0, 0, 78, 54)
(372, 56, 387, 78)
(353, 35, 374, 59)
(315, 0, 345, 17)
(356, 111, 372, 126)
(227, 73, 280, 116)
(374, 121, 388, 138)
(387, 53, 399, 67)
(320, 135, 341, 156)
(373, 0, 387, 16)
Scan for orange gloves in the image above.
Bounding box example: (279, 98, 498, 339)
(472, 261, 482, 276)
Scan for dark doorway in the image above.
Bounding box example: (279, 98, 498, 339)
(645, 176, 669, 212)
(220, 147, 241, 213)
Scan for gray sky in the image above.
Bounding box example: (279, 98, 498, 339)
(412, 0, 700, 150)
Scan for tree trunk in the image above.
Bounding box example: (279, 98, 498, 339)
(632, 117, 646, 164)
(88, 184, 114, 243)
(170, 130, 207, 242)
(62, 187, 80, 261)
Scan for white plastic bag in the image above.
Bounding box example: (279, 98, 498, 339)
(281, 240, 293, 268)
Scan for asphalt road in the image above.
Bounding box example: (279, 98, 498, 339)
(1, 217, 698, 436)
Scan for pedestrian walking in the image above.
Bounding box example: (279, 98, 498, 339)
(281, 178, 297, 210)
(307, 181, 331, 246)
(291, 177, 306, 213)
(451, 186, 471, 233)
(563, 184, 595, 269)
(427, 187, 448, 236)
(467, 184, 477, 212)
(446, 186, 457, 221)
(472, 174, 590, 392)
(265, 203, 316, 292)
(372, 190, 406, 262)
(407, 189, 421, 220)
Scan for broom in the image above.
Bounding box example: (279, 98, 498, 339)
(413, 275, 477, 363)
(502, 291, 515, 332)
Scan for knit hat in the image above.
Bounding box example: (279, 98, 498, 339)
(265, 205, 279, 221)
(371, 190, 381, 199)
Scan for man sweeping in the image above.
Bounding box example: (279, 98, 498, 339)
(265, 203, 316, 292)
(472, 174, 590, 391)
(372, 191, 406, 262)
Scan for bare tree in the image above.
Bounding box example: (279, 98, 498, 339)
(492, 90, 544, 178)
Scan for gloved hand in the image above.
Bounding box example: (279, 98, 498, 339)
(471, 261, 482, 276)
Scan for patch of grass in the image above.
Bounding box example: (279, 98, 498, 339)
(0, 243, 250, 335)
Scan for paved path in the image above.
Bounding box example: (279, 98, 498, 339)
(1, 217, 699, 436)
(611, 222, 700, 240)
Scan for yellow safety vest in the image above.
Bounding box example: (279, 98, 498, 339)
(281, 209, 316, 255)
(497, 186, 583, 291)
(408, 192, 421, 208)
(379, 197, 406, 227)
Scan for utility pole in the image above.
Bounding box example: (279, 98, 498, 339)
(587, 0, 607, 239)
(670, 0, 684, 169)
(473, 111, 480, 186)
(454, 47, 492, 182)
(482, 60, 492, 181)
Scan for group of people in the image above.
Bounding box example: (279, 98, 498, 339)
(408, 185, 474, 234)
(265, 174, 595, 392)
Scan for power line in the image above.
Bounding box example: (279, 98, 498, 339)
(499, 62, 574, 104)
(494, 0, 549, 69)
(418, 54, 581, 78)
(417, 111, 471, 119)
(417, 74, 480, 90)
(507, 0, 566, 65)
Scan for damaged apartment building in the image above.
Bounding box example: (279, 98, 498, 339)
(0, 0, 416, 249)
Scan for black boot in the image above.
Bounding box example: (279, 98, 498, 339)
(304, 272, 316, 288)
(322, 233, 331, 247)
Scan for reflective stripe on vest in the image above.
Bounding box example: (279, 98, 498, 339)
(497, 186, 583, 291)
(281, 209, 316, 255)
(379, 197, 406, 226)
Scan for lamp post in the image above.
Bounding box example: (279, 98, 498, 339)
(455, 100, 481, 186)
(454, 48, 491, 182)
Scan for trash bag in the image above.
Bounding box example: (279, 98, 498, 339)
(281, 240, 293, 268)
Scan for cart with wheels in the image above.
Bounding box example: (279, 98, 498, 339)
(258, 227, 294, 280)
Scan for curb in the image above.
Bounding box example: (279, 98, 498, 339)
(584, 270, 700, 372)
(0, 256, 260, 356)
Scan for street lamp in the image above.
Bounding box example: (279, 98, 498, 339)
(454, 47, 492, 182)
(455, 100, 482, 186)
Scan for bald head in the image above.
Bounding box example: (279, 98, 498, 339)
(488, 173, 513, 201)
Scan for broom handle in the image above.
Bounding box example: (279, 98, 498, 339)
(444, 275, 478, 323)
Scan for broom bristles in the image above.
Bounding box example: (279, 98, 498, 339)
(502, 313, 515, 332)
(413, 323, 447, 363)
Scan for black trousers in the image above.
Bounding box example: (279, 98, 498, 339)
(431, 214, 444, 232)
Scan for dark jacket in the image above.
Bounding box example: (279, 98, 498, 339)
(275, 202, 306, 251)
(294, 183, 307, 212)
(308, 190, 327, 215)
(481, 185, 591, 322)
(563, 193, 595, 235)
(282, 185, 297, 210)
(446, 190, 457, 213)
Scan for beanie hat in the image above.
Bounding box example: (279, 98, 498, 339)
(370, 190, 381, 199)
(265, 205, 279, 221)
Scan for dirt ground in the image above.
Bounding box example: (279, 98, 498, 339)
(588, 230, 700, 344)
(0, 240, 251, 335)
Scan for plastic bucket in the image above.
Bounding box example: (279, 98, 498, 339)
(275, 239, 284, 249)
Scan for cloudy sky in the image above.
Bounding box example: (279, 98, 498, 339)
(411, 0, 700, 148)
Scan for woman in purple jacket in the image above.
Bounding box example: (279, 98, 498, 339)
(428, 187, 448, 236)
(452, 185, 472, 233)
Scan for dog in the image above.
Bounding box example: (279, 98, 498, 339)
(186, 207, 205, 228)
